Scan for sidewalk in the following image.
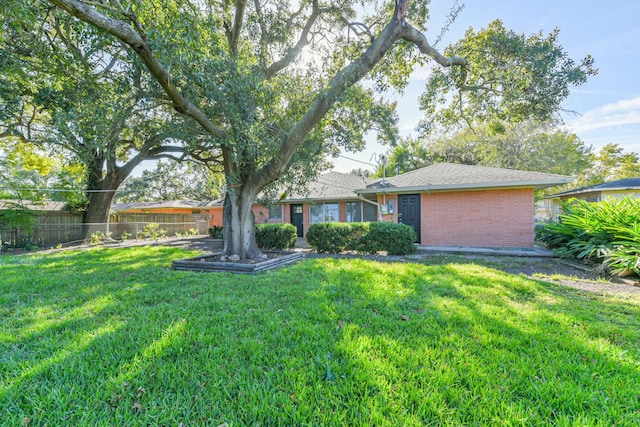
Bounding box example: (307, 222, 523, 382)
(295, 237, 554, 257)
(416, 245, 554, 257)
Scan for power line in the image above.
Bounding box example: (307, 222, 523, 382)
(0, 187, 136, 193)
(337, 154, 377, 168)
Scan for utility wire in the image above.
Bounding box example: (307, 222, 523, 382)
(0, 187, 136, 193)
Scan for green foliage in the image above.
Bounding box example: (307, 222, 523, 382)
(116, 161, 224, 203)
(537, 198, 640, 273)
(574, 143, 640, 188)
(306, 223, 367, 254)
(138, 223, 167, 241)
(255, 224, 298, 250)
(0, 203, 40, 247)
(374, 137, 430, 177)
(420, 20, 597, 134)
(89, 230, 113, 246)
(120, 231, 131, 241)
(429, 121, 592, 175)
(604, 224, 640, 276)
(356, 222, 417, 255)
(209, 226, 224, 239)
(307, 222, 416, 255)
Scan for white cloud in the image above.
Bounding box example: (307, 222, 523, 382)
(569, 97, 640, 132)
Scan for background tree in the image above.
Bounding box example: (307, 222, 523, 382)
(576, 143, 640, 187)
(427, 121, 593, 175)
(377, 121, 593, 182)
(0, 6, 217, 235)
(420, 20, 597, 136)
(35, 0, 594, 259)
(116, 161, 225, 203)
(0, 138, 85, 205)
(374, 137, 430, 177)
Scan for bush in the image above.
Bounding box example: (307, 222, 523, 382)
(138, 223, 167, 240)
(306, 223, 365, 253)
(537, 197, 640, 274)
(307, 222, 416, 255)
(357, 222, 417, 255)
(255, 223, 298, 250)
(89, 231, 112, 246)
(604, 223, 640, 276)
(209, 226, 224, 239)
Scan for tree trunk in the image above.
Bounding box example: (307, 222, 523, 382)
(221, 187, 264, 260)
(81, 154, 124, 239)
(82, 187, 117, 238)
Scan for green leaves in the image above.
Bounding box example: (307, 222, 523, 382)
(420, 20, 597, 134)
(537, 197, 640, 274)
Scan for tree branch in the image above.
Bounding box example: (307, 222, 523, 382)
(46, 0, 227, 140)
(252, 0, 467, 192)
(263, 1, 322, 79)
(229, 0, 247, 55)
(401, 24, 466, 67)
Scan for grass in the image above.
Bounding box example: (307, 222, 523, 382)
(1, 246, 639, 426)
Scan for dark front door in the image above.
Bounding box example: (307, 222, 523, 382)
(398, 194, 421, 243)
(290, 204, 304, 237)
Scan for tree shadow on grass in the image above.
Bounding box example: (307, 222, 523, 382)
(0, 251, 638, 425)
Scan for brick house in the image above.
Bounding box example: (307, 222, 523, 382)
(268, 163, 572, 248)
(112, 163, 571, 248)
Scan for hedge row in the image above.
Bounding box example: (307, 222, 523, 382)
(208, 224, 298, 250)
(306, 222, 417, 255)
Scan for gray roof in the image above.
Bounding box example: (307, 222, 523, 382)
(0, 199, 66, 211)
(284, 171, 376, 202)
(547, 177, 640, 198)
(111, 199, 208, 211)
(357, 163, 573, 194)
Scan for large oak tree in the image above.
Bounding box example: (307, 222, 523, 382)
(25, 0, 594, 259)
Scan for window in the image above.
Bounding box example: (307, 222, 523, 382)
(363, 202, 377, 222)
(346, 202, 361, 222)
(268, 205, 282, 220)
(346, 201, 378, 222)
(310, 203, 339, 224)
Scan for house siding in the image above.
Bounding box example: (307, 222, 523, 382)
(420, 188, 535, 248)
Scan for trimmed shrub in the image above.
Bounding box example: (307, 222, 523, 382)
(357, 222, 417, 255)
(306, 223, 359, 253)
(307, 222, 416, 255)
(255, 223, 298, 250)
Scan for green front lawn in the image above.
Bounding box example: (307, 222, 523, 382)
(1, 247, 639, 426)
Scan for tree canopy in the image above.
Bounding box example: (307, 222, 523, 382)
(4, 0, 596, 259)
(419, 20, 597, 136)
(576, 143, 640, 187)
(116, 161, 225, 203)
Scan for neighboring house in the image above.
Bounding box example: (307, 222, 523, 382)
(0, 199, 83, 246)
(545, 177, 640, 220)
(546, 177, 640, 203)
(245, 163, 571, 248)
(110, 199, 217, 236)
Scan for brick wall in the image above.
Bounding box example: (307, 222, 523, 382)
(421, 188, 535, 248)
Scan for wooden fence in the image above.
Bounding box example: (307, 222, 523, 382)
(1, 211, 210, 248)
(0, 211, 84, 247)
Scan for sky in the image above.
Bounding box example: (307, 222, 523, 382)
(331, 0, 640, 173)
